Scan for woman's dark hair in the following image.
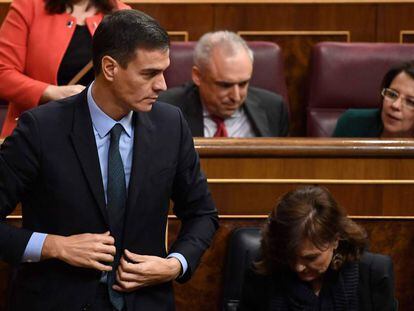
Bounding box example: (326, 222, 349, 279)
(44, 0, 117, 14)
(255, 186, 368, 275)
(381, 61, 414, 90)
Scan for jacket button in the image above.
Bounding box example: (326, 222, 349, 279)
(81, 304, 90, 311)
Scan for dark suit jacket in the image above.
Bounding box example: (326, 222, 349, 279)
(0, 88, 218, 311)
(239, 252, 396, 311)
(158, 83, 289, 137)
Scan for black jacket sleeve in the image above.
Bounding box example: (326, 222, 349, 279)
(168, 108, 219, 282)
(0, 111, 41, 264)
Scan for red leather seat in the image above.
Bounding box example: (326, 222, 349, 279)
(164, 41, 197, 91)
(306, 42, 414, 137)
(164, 41, 289, 104)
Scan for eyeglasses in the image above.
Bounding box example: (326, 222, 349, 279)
(381, 88, 414, 110)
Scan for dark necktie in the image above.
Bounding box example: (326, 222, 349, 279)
(107, 123, 126, 311)
(211, 115, 228, 137)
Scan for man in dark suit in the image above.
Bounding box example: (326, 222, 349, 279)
(159, 31, 289, 137)
(0, 10, 218, 311)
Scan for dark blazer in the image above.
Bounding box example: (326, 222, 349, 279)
(158, 83, 289, 137)
(333, 108, 383, 138)
(240, 252, 396, 311)
(0, 89, 218, 311)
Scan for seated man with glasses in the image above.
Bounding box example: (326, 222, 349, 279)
(333, 61, 414, 138)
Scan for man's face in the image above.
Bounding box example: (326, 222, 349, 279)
(110, 48, 170, 118)
(192, 48, 253, 119)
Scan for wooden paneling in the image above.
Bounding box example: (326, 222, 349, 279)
(213, 4, 375, 39)
(400, 30, 414, 42)
(208, 182, 414, 215)
(377, 4, 414, 42)
(130, 4, 215, 40)
(0, 3, 8, 23)
(167, 31, 189, 41)
(195, 138, 414, 216)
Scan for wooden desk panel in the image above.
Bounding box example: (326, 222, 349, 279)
(4, 138, 414, 215)
(208, 182, 414, 215)
(196, 138, 414, 216)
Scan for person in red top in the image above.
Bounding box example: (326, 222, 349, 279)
(0, 0, 130, 137)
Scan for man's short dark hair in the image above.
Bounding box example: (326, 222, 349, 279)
(92, 10, 170, 75)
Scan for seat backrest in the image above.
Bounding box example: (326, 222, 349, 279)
(164, 41, 288, 103)
(222, 227, 261, 311)
(164, 41, 197, 90)
(306, 42, 414, 137)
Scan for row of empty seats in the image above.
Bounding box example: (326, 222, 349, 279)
(164, 41, 414, 137)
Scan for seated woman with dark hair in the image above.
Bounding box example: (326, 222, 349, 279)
(240, 186, 396, 311)
(333, 61, 414, 138)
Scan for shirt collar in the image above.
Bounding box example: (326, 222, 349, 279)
(87, 82, 133, 138)
(202, 104, 244, 119)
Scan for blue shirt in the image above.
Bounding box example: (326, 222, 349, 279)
(22, 83, 187, 275)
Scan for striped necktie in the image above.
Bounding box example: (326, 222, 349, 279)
(211, 115, 228, 137)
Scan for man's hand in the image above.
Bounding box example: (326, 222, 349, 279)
(41, 231, 116, 272)
(113, 249, 182, 293)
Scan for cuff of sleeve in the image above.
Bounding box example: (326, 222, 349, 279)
(21, 232, 47, 263)
(168, 252, 188, 278)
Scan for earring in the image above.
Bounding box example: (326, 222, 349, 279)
(331, 252, 344, 270)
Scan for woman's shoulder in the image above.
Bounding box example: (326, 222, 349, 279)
(333, 108, 382, 137)
(357, 252, 396, 310)
(9, 0, 43, 11)
(5, 0, 48, 28)
(340, 108, 380, 119)
(10, 0, 43, 9)
(359, 251, 393, 276)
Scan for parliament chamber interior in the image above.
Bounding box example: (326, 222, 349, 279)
(0, 0, 414, 310)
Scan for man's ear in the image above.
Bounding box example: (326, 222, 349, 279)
(101, 55, 118, 82)
(192, 66, 202, 86)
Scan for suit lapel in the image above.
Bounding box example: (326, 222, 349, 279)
(70, 90, 108, 224)
(125, 111, 154, 216)
(183, 85, 204, 136)
(244, 93, 271, 137)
